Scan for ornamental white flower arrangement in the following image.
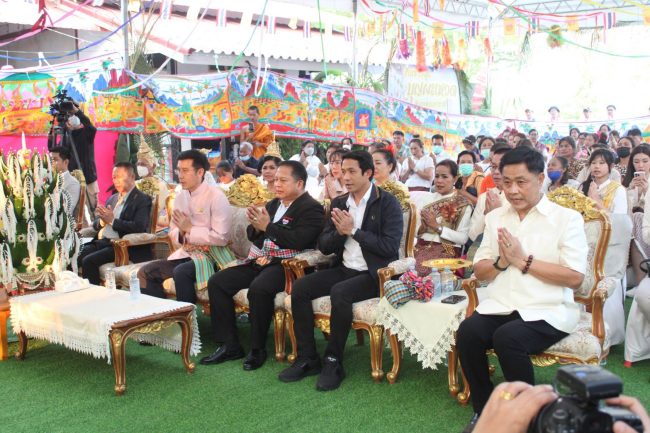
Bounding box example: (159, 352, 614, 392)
(0, 145, 80, 291)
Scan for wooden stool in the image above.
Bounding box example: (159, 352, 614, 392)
(0, 308, 9, 361)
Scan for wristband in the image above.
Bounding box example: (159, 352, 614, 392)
(493, 256, 509, 272)
(522, 255, 534, 274)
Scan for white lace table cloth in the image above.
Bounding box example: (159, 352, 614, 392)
(375, 291, 468, 370)
(10, 286, 201, 363)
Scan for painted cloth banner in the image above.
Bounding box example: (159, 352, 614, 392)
(2, 55, 650, 155)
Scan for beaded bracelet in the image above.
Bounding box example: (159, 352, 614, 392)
(522, 255, 534, 274)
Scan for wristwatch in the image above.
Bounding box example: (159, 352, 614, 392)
(493, 256, 509, 271)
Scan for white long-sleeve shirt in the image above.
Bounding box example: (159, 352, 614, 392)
(418, 191, 473, 247)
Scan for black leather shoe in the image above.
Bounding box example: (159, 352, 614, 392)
(461, 413, 480, 433)
(199, 345, 245, 365)
(243, 349, 267, 371)
(278, 357, 322, 382)
(316, 356, 345, 391)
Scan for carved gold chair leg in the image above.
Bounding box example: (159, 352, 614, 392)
(109, 329, 128, 396)
(448, 346, 461, 397)
(456, 364, 471, 406)
(355, 329, 365, 346)
(285, 311, 298, 363)
(177, 316, 195, 374)
(386, 330, 401, 384)
(273, 309, 286, 362)
(364, 324, 384, 383)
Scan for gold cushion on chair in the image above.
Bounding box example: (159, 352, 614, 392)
(542, 311, 609, 363)
(233, 289, 287, 309)
(122, 233, 157, 243)
(284, 295, 379, 324)
(162, 278, 210, 303)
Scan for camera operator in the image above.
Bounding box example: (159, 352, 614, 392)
(471, 382, 650, 433)
(48, 102, 99, 214)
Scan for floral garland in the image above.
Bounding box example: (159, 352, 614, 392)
(226, 174, 273, 207)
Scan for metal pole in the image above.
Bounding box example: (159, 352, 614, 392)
(352, 0, 358, 83)
(120, 0, 131, 155)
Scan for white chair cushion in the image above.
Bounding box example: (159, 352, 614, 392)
(233, 288, 287, 309)
(542, 311, 607, 362)
(229, 207, 253, 259)
(284, 295, 379, 324)
(294, 250, 337, 267)
(163, 278, 209, 303)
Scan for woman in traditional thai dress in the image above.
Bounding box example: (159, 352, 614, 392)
(580, 148, 628, 215)
(413, 160, 473, 276)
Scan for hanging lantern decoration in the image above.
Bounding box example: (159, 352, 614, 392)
(547, 24, 563, 48)
(416, 31, 427, 71)
(432, 39, 441, 69)
(442, 38, 452, 67)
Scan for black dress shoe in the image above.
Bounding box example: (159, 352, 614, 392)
(199, 345, 245, 365)
(243, 349, 267, 371)
(316, 356, 345, 391)
(278, 357, 322, 382)
(461, 413, 480, 433)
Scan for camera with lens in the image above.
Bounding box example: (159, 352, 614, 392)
(49, 89, 76, 126)
(529, 365, 643, 433)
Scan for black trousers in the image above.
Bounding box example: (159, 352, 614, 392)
(207, 263, 285, 350)
(79, 238, 114, 285)
(291, 266, 377, 361)
(456, 311, 568, 414)
(138, 258, 196, 303)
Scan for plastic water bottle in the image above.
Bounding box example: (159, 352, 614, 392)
(105, 269, 116, 292)
(430, 268, 442, 299)
(441, 267, 454, 296)
(129, 271, 141, 300)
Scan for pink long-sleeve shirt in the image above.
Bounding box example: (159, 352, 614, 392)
(168, 181, 232, 260)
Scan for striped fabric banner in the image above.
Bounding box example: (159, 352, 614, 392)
(215, 9, 227, 27)
(604, 11, 616, 29)
(465, 20, 479, 38)
(529, 17, 541, 33)
(160, 0, 172, 20)
(303, 21, 311, 38)
(344, 26, 352, 41)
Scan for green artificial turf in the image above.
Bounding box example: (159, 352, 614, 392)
(2, 304, 650, 433)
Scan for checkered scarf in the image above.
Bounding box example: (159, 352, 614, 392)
(242, 238, 300, 264)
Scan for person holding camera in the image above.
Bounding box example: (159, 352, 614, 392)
(48, 102, 99, 214)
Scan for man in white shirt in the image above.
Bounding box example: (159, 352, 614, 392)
(50, 146, 81, 217)
(468, 147, 511, 242)
(431, 133, 454, 162)
(279, 151, 403, 391)
(456, 147, 587, 428)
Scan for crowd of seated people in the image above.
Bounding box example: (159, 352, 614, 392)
(60, 118, 650, 430)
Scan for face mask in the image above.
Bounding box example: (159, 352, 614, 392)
(136, 165, 149, 177)
(304, 147, 315, 156)
(480, 148, 491, 159)
(343, 145, 351, 151)
(432, 145, 443, 155)
(548, 170, 563, 182)
(616, 147, 631, 159)
(240, 155, 250, 162)
(459, 163, 474, 177)
(67, 115, 80, 128)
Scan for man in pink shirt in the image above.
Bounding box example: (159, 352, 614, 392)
(138, 150, 232, 303)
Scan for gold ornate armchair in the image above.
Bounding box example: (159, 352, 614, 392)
(284, 186, 416, 382)
(451, 186, 615, 405)
(70, 169, 87, 231)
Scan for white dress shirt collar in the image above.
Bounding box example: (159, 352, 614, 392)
(346, 183, 373, 209)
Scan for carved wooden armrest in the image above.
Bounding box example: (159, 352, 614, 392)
(290, 250, 337, 279)
(282, 259, 298, 295)
(461, 278, 480, 318)
(590, 277, 617, 346)
(377, 257, 416, 297)
(112, 233, 175, 266)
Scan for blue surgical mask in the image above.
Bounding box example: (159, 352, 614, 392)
(548, 170, 563, 182)
(240, 155, 250, 162)
(432, 146, 443, 155)
(480, 148, 490, 159)
(459, 163, 474, 177)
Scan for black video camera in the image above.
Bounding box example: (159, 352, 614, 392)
(49, 89, 76, 126)
(529, 365, 643, 433)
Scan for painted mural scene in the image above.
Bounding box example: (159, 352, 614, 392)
(3, 0, 650, 432)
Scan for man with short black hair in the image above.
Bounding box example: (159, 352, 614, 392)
(139, 149, 232, 303)
(50, 146, 81, 216)
(431, 133, 453, 162)
(201, 160, 324, 370)
(79, 163, 152, 285)
(628, 128, 643, 146)
(279, 150, 403, 391)
(457, 147, 587, 429)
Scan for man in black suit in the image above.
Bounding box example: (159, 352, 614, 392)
(279, 150, 403, 391)
(201, 161, 324, 370)
(79, 162, 152, 285)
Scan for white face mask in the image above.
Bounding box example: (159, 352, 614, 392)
(305, 147, 315, 156)
(67, 115, 81, 128)
(136, 165, 149, 177)
(343, 144, 352, 151)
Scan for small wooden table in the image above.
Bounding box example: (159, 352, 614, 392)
(10, 287, 199, 395)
